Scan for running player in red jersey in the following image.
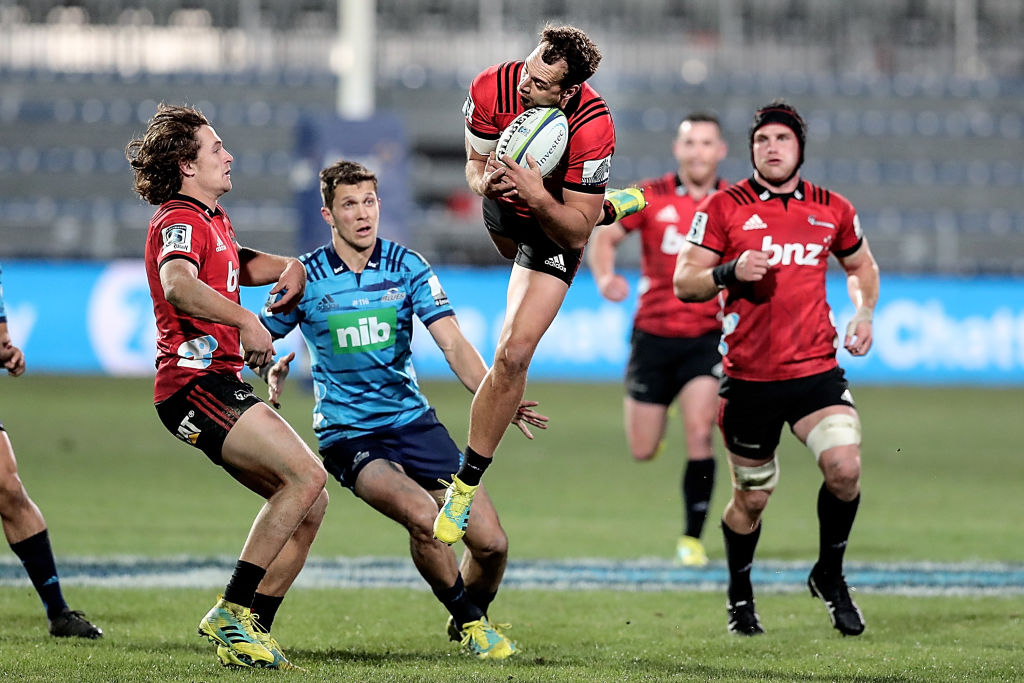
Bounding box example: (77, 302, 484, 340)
(588, 113, 728, 567)
(434, 25, 623, 544)
(127, 104, 327, 669)
(674, 100, 880, 637)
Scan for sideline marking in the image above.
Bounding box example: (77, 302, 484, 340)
(1, 557, 1022, 596)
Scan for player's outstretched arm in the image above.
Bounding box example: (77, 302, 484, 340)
(837, 238, 880, 356)
(587, 223, 631, 302)
(427, 315, 548, 438)
(258, 351, 295, 409)
(238, 247, 306, 315)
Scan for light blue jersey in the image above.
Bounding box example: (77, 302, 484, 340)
(260, 239, 455, 447)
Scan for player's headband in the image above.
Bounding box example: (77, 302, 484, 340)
(749, 105, 806, 170)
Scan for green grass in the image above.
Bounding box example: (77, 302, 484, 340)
(1, 376, 1023, 680)
(2, 588, 1022, 682)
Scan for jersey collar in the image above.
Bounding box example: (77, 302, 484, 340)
(172, 193, 221, 217)
(674, 174, 726, 197)
(324, 238, 383, 274)
(748, 177, 805, 203)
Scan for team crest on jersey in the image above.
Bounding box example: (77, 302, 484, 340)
(428, 275, 449, 306)
(381, 287, 406, 303)
(160, 224, 193, 257)
(687, 212, 708, 244)
(807, 215, 836, 229)
(581, 155, 612, 185)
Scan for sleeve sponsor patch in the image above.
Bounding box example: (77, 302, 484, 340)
(687, 211, 708, 245)
(427, 275, 449, 307)
(581, 155, 612, 185)
(462, 94, 475, 124)
(853, 213, 862, 239)
(160, 224, 193, 257)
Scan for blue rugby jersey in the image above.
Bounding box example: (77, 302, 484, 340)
(259, 239, 455, 446)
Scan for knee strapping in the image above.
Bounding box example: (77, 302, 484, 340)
(730, 458, 779, 491)
(805, 413, 861, 462)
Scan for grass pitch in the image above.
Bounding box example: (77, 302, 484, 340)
(0, 376, 1022, 680)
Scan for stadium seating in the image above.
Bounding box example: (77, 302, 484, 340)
(0, 0, 1022, 274)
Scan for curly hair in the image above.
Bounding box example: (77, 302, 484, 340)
(125, 104, 209, 206)
(320, 159, 378, 208)
(539, 24, 602, 87)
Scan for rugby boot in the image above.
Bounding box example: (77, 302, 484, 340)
(456, 616, 517, 659)
(808, 566, 866, 636)
(675, 535, 709, 567)
(197, 595, 276, 668)
(726, 599, 765, 636)
(218, 630, 303, 671)
(49, 608, 103, 639)
(433, 475, 477, 545)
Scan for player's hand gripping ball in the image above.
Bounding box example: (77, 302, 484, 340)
(495, 106, 569, 177)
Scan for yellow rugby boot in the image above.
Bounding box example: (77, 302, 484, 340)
(433, 475, 478, 545)
(457, 616, 517, 660)
(197, 595, 275, 668)
(675, 535, 709, 567)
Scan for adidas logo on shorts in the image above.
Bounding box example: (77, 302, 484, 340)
(543, 254, 567, 272)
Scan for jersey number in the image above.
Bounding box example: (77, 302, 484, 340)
(177, 335, 219, 369)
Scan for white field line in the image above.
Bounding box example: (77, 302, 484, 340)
(1, 556, 1022, 596)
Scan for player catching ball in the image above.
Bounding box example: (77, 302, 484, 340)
(434, 24, 644, 545)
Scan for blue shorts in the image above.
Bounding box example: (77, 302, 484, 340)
(318, 408, 462, 491)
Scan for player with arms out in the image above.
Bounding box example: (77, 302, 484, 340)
(588, 112, 728, 567)
(435, 24, 639, 544)
(0, 264, 103, 639)
(127, 104, 328, 669)
(673, 100, 880, 637)
(261, 160, 546, 659)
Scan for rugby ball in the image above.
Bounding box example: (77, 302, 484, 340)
(495, 106, 569, 177)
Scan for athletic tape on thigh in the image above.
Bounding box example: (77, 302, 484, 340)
(730, 458, 779, 491)
(805, 413, 861, 461)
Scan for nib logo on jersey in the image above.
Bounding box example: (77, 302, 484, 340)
(761, 235, 824, 266)
(329, 307, 397, 354)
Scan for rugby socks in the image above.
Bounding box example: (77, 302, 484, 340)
(223, 559, 267, 608)
(466, 587, 498, 617)
(9, 529, 68, 619)
(433, 574, 484, 629)
(251, 592, 284, 631)
(816, 483, 860, 577)
(722, 520, 761, 604)
(455, 446, 491, 487)
(683, 459, 716, 539)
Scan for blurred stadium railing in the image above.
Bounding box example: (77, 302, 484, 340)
(1, 0, 1022, 274)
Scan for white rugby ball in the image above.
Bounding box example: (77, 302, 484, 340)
(495, 106, 569, 177)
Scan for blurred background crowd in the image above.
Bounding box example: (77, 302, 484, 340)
(1, 0, 1022, 275)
